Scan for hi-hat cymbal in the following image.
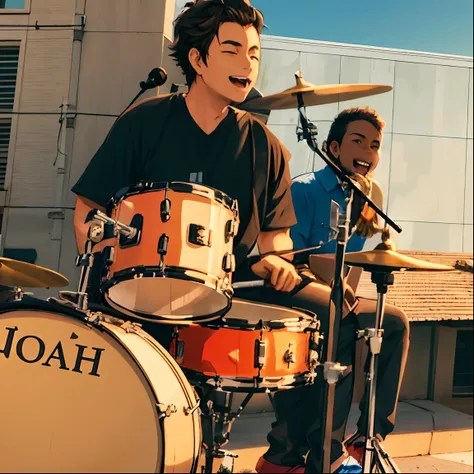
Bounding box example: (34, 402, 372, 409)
(242, 71, 392, 111)
(344, 250, 455, 272)
(0, 257, 69, 288)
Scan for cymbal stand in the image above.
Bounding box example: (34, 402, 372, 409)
(354, 270, 400, 473)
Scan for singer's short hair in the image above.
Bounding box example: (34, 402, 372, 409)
(327, 108, 386, 149)
(170, 0, 264, 86)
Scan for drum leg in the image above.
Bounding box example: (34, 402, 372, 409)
(213, 391, 254, 473)
(267, 391, 276, 411)
(194, 385, 216, 474)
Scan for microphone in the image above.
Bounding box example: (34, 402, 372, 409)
(140, 67, 168, 91)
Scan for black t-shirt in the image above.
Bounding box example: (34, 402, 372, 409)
(72, 94, 296, 280)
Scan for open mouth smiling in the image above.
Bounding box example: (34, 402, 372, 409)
(353, 159, 371, 174)
(229, 76, 251, 88)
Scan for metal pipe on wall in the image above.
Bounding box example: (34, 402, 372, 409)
(51, 2, 86, 262)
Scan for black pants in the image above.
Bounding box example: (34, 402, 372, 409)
(233, 281, 410, 473)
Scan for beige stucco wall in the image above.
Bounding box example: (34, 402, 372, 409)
(0, 0, 181, 296)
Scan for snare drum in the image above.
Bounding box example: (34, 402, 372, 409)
(0, 299, 202, 473)
(102, 182, 239, 324)
(170, 299, 320, 391)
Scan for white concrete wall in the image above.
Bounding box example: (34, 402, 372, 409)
(0, 0, 181, 296)
(257, 36, 473, 253)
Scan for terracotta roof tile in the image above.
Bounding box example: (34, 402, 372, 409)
(356, 251, 473, 322)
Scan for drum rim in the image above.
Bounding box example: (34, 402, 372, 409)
(108, 180, 239, 214)
(101, 265, 233, 319)
(0, 297, 93, 323)
(198, 298, 318, 331)
(102, 264, 231, 290)
(183, 368, 311, 392)
(104, 294, 230, 324)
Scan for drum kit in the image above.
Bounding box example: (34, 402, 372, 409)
(0, 74, 455, 474)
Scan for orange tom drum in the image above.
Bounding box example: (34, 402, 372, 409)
(170, 299, 321, 391)
(101, 182, 239, 324)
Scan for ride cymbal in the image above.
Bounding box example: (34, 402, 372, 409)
(0, 257, 69, 288)
(242, 71, 392, 111)
(344, 250, 455, 272)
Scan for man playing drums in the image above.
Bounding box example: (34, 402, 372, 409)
(72, 1, 404, 472)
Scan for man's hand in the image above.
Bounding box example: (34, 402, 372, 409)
(250, 255, 302, 292)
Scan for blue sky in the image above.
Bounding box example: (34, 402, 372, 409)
(175, 0, 473, 57)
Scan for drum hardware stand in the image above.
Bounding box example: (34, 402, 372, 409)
(295, 85, 402, 473)
(350, 270, 400, 474)
(75, 209, 139, 311)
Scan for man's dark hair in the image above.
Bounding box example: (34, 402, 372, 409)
(326, 107, 386, 149)
(170, 0, 264, 86)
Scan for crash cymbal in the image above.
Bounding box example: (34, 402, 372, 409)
(0, 257, 69, 288)
(242, 71, 392, 111)
(344, 250, 455, 272)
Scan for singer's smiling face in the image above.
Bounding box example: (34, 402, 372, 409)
(329, 120, 382, 177)
(189, 22, 260, 103)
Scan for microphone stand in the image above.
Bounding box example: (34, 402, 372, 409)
(124, 86, 149, 112)
(294, 92, 401, 474)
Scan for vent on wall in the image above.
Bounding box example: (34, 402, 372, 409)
(0, 43, 20, 189)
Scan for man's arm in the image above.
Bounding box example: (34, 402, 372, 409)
(250, 228, 302, 292)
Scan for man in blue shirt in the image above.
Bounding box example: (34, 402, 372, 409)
(256, 108, 410, 474)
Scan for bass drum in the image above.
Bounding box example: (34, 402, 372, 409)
(0, 300, 202, 473)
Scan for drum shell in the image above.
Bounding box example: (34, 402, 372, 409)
(102, 183, 239, 322)
(171, 299, 316, 382)
(109, 185, 237, 285)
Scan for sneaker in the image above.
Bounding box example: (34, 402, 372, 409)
(345, 433, 365, 466)
(333, 456, 362, 474)
(255, 456, 305, 473)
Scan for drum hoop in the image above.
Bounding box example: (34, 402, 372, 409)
(101, 264, 232, 293)
(111, 181, 238, 214)
(104, 294, 230, 324)
(184, 369, 310, 392)
(0, 298, 94, 324)
(199, 302, 318, 331)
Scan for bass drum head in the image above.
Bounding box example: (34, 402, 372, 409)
(0, 304, 164, 473)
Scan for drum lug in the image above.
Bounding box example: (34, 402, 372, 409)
(157, 403, 178, 418)
(160, 185, 171, 222)
(184, 399, 201, 416)
(225, 219, 239, 243)
(222, 254, 236, 273)
(158, 234, 169, 255)
(254, 340, 266, 368)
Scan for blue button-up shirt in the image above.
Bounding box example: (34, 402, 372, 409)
(290, 165, 366, 256)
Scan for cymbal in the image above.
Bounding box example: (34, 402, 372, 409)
(242, 71, 392, 111)
(344, 250, 455, 272)
(0, 257, 69, 288)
